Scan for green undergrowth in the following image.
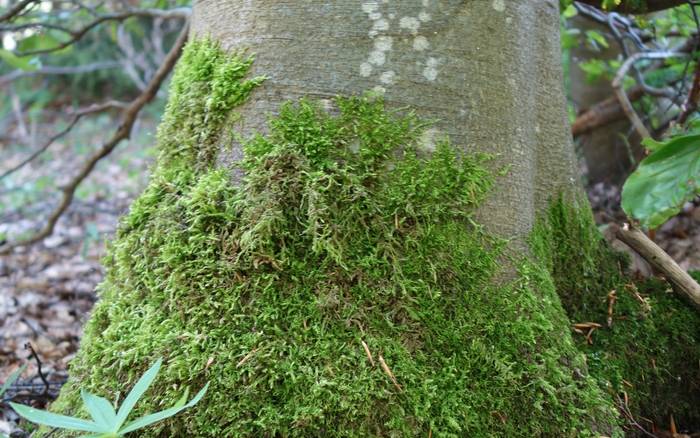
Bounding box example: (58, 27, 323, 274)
(46, 39, 621, 437)
(532, 198, 700, 434)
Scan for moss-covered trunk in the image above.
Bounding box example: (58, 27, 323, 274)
(46, 1, 699, 437)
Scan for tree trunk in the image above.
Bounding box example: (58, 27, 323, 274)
(191, 0, 579, 242)
(46, 2, 633, 436)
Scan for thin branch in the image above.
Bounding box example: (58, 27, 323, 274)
(2, 7, 190, 56)
(677, 59, 700, 124)
(612, 51, 689, 138)
(576, 0, 686, 13)
(0, 0, 38, 22)
(0, 100, 127, 181)
(0, 22, 189, 255)
(0, 61, 121, 87)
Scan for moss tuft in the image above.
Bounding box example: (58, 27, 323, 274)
(48, 39, 621, 437)
(532, 196, 700, 433)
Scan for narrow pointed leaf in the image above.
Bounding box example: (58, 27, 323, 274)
(118, 383, 209, 435)
(114, 358, 162, 428)
(81, 389, 118, 430)
(0, 365, 26, 397)
(9, 403, 104, 433)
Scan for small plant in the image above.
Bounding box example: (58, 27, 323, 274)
(9, 358, 208, 437)
(1, 364, 26, 399)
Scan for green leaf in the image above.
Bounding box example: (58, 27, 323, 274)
(0, 365, 26, 397)
(622, 133, 700, 229)
(117, 382, 209, 435)
(114, 358, 162, 428)
(0, 49, 37, 71)
(9, 403, 104, 433)
(585, 29, 609, 49)
(81, 389, 118, 431)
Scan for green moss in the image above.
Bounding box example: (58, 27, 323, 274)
(47, 39, 621, 437)
(532, 197, 700, 433)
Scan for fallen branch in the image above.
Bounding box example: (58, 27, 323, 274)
(0, 22, 190, 255)
(612, 223, 700, 312)
(571, 86, 644, 136)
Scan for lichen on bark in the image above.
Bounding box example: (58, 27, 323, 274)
(46, 39, 626, 437)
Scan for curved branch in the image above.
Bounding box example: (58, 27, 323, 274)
(576, 0, 687, 13)
(1, 7, 190, 56)
(611, 51, 689, 139)
(0, 22, 190, 255)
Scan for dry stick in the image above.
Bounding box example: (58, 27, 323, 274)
(613, 223, 700, 312)
(0, 22, 190, 255)
(571, 86, 645, 137)
(612, 51, 689, 139)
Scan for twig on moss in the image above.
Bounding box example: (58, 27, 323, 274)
(612, 223, 700, 312)
(378, 354, 402, 392)
(0, 22, 190, 255)
(361, 340, 375, 366)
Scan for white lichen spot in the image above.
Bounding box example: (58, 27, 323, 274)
(369, 30, 378, 38)
(399, 16, 420, 35)
(418, 12, 431, 22)
(422, 0, 430, 6)
(389, 13, 395, 19)
(413, 36, 429, 51)
(379, 70, 396, 85)
(535, 124, 541, 134)
(373, 18, 389, 31)
(419, 128, 440, 152)
(423, 57, 439, 81)
(372, 85, 386, 95)
(360, 62, 373, 77)
(369, 50, 386, 66)
(492, 0, 505, 12)
(362, 2, 379, 14)
(374, 36, 393, 51)
(369, 12, 382, 20)
(506, 17, 512, 24)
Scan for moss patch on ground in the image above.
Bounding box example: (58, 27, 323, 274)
(532, 198, 700, 434)
(46, 39, 623, 437)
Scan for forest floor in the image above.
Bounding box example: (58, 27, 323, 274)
(1, 119, 698, 435)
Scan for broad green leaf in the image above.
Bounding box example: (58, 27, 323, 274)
(114, 358, 162, 428)
(0, 365, 26, 397)
(16, 33, 62, 53)
(118, 382, 209, 435)
(622, 133, 700, 229)
(9, 403, 104, 433)
(0, 50, 37, 71)
(81, 389, 118, 431)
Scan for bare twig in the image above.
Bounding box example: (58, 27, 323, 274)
(0, 22, 190, 255)
(2, 7, 190, 56)
(678, 59, 700, 124)
(613, 223, 700, 312)
(612, 51, 689, 139)
(0, 100, 127, 181)
(25, 343, 49, 397)
(0, 0, 38, 22)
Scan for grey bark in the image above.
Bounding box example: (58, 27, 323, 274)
(191, 0, 579, 242)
